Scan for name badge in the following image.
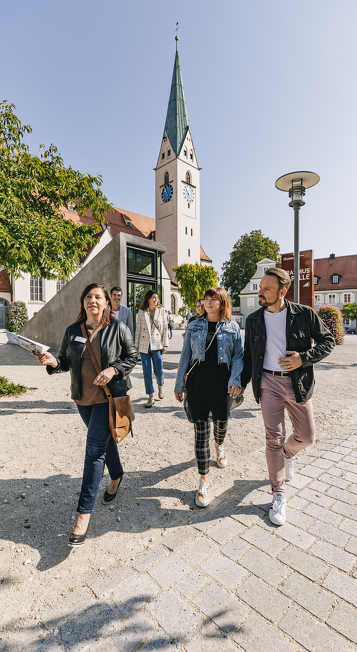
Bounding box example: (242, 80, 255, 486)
(74, 336, 87, 343)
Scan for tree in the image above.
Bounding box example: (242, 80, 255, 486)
(221, 230, 280, 306)
(0, 101, 111, 279)
(172, 263, 220, 312)
(342, 302, 357, 327)
(317, 305, 345, 345)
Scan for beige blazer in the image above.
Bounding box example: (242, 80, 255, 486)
(135, 307, 169, 353)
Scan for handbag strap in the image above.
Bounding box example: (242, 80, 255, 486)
(185, 323, 221, 380)
(80, 322, 112, 399)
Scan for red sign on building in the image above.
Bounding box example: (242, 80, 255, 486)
(281, 250, 314, 308)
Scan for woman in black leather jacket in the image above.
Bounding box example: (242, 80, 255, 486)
(35, 283, 137, 546)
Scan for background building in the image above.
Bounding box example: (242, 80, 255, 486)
(314, 253, 357, 328)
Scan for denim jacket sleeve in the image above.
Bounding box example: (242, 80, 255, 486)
(174, 327, 193, 393)
(227, 324, 244, 387)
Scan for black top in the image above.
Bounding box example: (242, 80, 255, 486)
(185, 321, 230, 422)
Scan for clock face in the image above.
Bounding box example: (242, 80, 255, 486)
(183, 185, 194, 203)
(161, 184, 173, 203)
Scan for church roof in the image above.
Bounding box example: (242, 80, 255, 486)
(164, 48, 190, 156)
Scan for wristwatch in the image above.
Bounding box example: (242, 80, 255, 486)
(113, 367, 120, 376)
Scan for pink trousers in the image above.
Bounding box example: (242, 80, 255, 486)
(260, 372, 315, 493)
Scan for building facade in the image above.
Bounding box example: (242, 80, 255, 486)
(314, 253, 357, 328)
(239, 258, 277, 327)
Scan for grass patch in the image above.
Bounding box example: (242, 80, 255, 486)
(0, 376, 28, 397)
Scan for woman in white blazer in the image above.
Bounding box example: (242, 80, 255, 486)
(135, 290, 168, 408)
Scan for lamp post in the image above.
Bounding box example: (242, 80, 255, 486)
(275, 171, 320, 304)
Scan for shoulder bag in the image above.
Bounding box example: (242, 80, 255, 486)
(80, 323, 135, 443)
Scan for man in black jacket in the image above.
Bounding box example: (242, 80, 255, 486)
(241, 267, 335, 525)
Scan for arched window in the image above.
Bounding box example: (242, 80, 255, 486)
(0, 297, 9, 306)
(184, 148, 187, 157)
(171, 294, 177, 314)
(167, 148, 171, 157)
(185, 170, 191, 184)
(189, 150, 193, 160)
(164, 171, 169, 185)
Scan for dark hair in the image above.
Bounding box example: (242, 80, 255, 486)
(139, 289, 161, 311)
(110, 286, 123, 294)
(203, 287, 232, 321)
(195, 299, 205, 316)
(265, 267, 291, 291)
(73, 283, 114, 326)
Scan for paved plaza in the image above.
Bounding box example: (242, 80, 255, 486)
(1, 331, 357, 651)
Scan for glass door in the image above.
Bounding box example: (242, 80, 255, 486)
(128, 281, 156, 331)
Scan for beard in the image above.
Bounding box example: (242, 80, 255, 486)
(258, 291, 280, 308)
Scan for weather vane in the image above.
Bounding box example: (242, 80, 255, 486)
(175, 22, 180, 43)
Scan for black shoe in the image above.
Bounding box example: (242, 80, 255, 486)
(68, 527, 88, 547)
(103, 475, 123, 504)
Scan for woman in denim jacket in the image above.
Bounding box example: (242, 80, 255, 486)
(175, 287, 244, 507)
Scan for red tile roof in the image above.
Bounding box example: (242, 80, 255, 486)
(200, 245, 212, 263)
(314, 255, 357, 291)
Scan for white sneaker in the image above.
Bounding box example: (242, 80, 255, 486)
(285, 457, 295, 480)
(216, 445, 227, 468)
(195, 478, 210, 508)
(269, 492, 286, 525)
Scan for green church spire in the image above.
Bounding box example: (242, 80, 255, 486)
(164, 44, 190, 157)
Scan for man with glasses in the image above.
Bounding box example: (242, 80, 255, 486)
(110, 287, 134, 337)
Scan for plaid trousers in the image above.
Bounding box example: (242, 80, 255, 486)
(194, 419, 228, 475)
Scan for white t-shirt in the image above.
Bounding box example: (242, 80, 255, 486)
(263, 308, 287, 371)
(113, 310, 119, 319)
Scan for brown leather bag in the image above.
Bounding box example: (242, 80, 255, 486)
(80, 323, 135, 443)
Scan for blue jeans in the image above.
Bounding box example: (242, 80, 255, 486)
(140, 346, 164, 395)
(76, 402, 123, 514)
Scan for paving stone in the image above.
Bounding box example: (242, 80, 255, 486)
(327, 466, 345, 477)
(241, 524, 286, 557)
(336, 461, 357, 473)
(279, 605, 345, 652)
(131, 545, 169, 572)
(327, 486, 357, 506)
(147, 590, 201, 642)
(87, 564, 135, 598)
(275, 522, 315, 551)
(139, 636, 180, 652)
(26, 637, 66, 652)
(239, 547, 289, 587)
(232, 612, 294, 652)
(111, 611, 156, 652)
(237, 575, 290, 622)
(191, 517, 217, 532)
(287, 495, 308, 510)
(345, 471, 357, 483)
(285, 507, 315, 530)
(178, 534, 219, 564)
(87, 638, 118, 652)
(278, 545, 327, 581)
(60, 603, 118, 652)
(184, 620, 238, 652)
(41, 587, 96, 626)
(280, 572, 336, 619)
(322, 568, 357, 606)
(332, 446, 354, 455)
(304, 503, 342, 526)
(345, 535, 357, 555)
(175, 569, 209, 598)
(349, 483, 357, 495)
(110, 575, 159, 618)
(230, 504, 265, 527)
(221, 536, 251, 561)
(322, 452, 345, 462)
(327, 601, 357, 644)
(205, 517, 245, 545)
(200, 552, 248, 590)
(162, 526, 197, 552)
(299, 487, 335, 508)
(147, 552, 191, 590)
(340, 517, 357, 536)
(288, 473, 312, 489)
(299, 464, 322, 478)
(331, 500, 357, 521)
(319, 473, 350, 489)
(240, 488, 264, 504)
(310, 540, 356, 572)
(310, 458, 335, 469)
(193, 581, 249, 632)
(251, 492, 272, 512)
(308, 520, 350, 547)
(341, 440, 357, 449)
(308, 479, 330, 493)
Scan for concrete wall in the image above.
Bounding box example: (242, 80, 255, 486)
(19, 232, 165, 351)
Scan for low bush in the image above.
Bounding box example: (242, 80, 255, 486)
(6, 301, 28, 332)
(0, 376, 27, 397)
(317, 305, 345, 345)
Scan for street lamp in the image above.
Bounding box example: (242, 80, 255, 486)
(275, 171, 320, 303)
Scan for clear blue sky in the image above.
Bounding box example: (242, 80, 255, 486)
(1, 1, 356, 274)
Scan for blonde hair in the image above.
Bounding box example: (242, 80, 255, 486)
(203, 287, 232, 321)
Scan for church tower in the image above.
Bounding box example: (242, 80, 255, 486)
(155, 39, 201, 283)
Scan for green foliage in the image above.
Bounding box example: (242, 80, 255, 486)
(0, 375, 27, 396)
(342, 302, 357, 323)
(6, 301, 28, 332)
(317, 305, 345, 345)
(172, 263, 220, 311)
(0, 101, 112, 279)
(221, 230, 280, 306)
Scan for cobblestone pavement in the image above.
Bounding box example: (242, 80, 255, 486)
(1, 331, 357, 651)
